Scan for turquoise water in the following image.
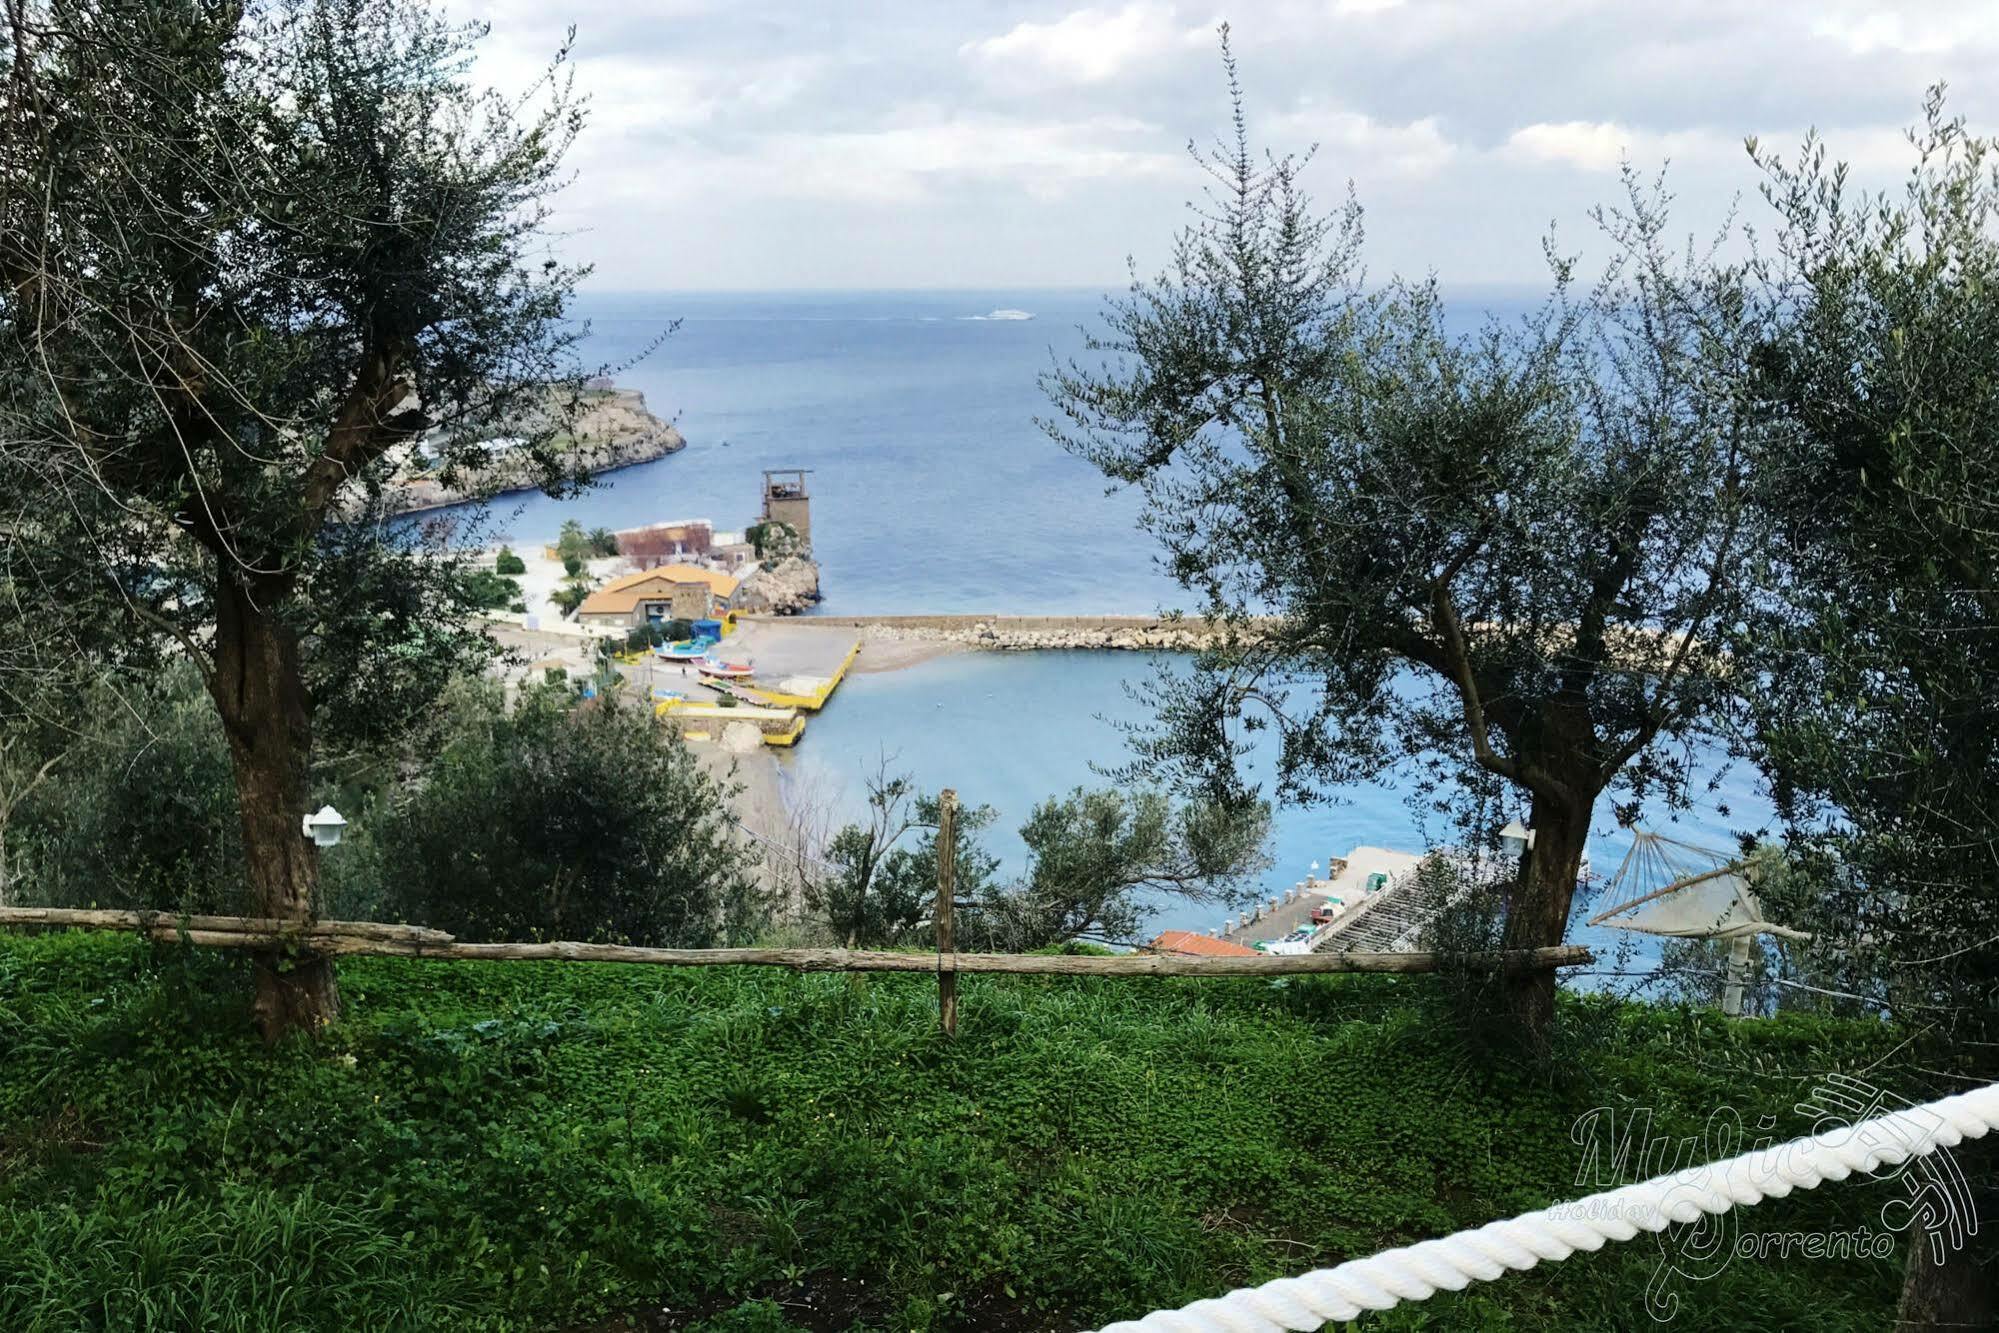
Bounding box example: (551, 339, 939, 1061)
(781, 648, 1772, 967)
(470, 289, 1770, 970)
(783, 651, 1417, 940)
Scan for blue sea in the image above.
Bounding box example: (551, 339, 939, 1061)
(478, 289, 1774, 972)
(482, 289, 1173, 613)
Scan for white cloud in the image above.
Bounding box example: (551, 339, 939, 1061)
(446, 0, 1999, 288)
(1502, 120, 1638, 171)
(1813, 7, 1999, 56)
(587, 112, 1179, 213)
(1498, 117, 1920, 179)
(961, 3, 1206, 85)
(1499, 120, 1746, 172)
(794, 114, 1176, 199)
(1265, 104, 1459, 178)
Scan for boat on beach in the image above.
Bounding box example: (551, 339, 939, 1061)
(697, 658, 755, 680)
(655, 640, 711, 661)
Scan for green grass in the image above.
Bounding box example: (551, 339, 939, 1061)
(0, 933, 1907, 1330)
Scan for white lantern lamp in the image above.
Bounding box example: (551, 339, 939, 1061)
(302, 805, 348, 849)
(1498, 818, 1536, 861)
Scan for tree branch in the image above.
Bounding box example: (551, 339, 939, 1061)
(300, 348, 422, 518)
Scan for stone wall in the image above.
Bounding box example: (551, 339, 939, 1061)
(739, 613, 1273, 652)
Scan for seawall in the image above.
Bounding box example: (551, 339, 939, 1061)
(739, 613, 1696, 668)
(737, 614, 1265, 652)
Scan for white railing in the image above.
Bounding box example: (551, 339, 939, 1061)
(1092, 1079, 1999, 1332)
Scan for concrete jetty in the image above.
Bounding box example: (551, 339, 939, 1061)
(1220, 846, 1424, 951)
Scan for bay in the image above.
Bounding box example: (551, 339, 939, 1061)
(475, 289, 1774, 974)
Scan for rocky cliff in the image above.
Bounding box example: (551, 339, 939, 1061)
(731, 556, 823, 615)
(378, 387, 684, 515)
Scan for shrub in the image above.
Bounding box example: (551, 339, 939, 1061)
(365, 679, 761, 945)
(745, 520, 799, 562)
(460, 568, 521, 611)
(14, 667, 248, 914)
(495, 547, 527, 576)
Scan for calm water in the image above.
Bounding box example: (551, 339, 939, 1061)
(477, 289, 1174, 613)
(478, 290, 1772, 967)
(782, 649, 1771, 967)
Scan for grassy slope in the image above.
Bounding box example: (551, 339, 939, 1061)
(0, 934, 1904, 1331)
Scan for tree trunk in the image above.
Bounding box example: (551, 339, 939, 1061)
(209, 580, 338, 1041)
(1499, 790, 1589, 1039)
(1897, 1135, 1996, 1329)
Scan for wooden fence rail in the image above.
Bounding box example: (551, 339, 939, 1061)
(0, 906, 1592, 978)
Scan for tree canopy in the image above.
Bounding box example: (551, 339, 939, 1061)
(357, 680, 760, 947)
(812, 769, 1266, 952)
(0, 0, 597, 1035)
(1043, 35, 1762, 1031)
(1732, 94, 1999, 1323)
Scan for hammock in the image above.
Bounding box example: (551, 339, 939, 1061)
(1587, 829, 1811, 942)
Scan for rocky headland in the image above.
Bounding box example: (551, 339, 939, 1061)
(380, 386, 684, 515)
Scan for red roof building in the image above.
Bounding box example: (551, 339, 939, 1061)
(1147, 930, 1259, 958)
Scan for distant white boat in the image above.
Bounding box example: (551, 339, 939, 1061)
(960, 308, 1034, 321)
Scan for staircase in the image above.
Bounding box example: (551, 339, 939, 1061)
(1315, 861, 1449, 953)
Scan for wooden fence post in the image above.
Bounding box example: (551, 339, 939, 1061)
(937, 788, 957, 1035)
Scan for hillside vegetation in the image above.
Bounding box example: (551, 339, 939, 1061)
(0, 934, 1910, 1331)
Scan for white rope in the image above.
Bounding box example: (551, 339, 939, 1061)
(1093, 1081, 1999, 1332)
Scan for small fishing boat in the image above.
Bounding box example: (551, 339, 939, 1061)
(697, 658, 755, 680)
(655, 640, 711, 661)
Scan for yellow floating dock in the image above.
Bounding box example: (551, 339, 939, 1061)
(655, 697, 806, 746)
(735, 640, 861, 712)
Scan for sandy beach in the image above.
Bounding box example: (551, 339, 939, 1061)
(694, 623, 963, 910)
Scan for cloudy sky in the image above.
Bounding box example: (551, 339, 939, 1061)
(456, 0, 1999, 291)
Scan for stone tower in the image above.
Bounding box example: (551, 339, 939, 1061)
(760, 468, 812, 550)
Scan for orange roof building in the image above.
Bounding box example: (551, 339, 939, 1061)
(577, 565, 741, 626)
(1146, 930, 1260, 958)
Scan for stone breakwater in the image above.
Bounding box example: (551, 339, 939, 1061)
(748, 614, 1263, 652)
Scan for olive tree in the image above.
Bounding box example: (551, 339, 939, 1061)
(1740, 92, 1999, 1326)
(1044, 38, 1762, 1034)
(0, 0, 593, 1037)
(814, 769, 1265, 952)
